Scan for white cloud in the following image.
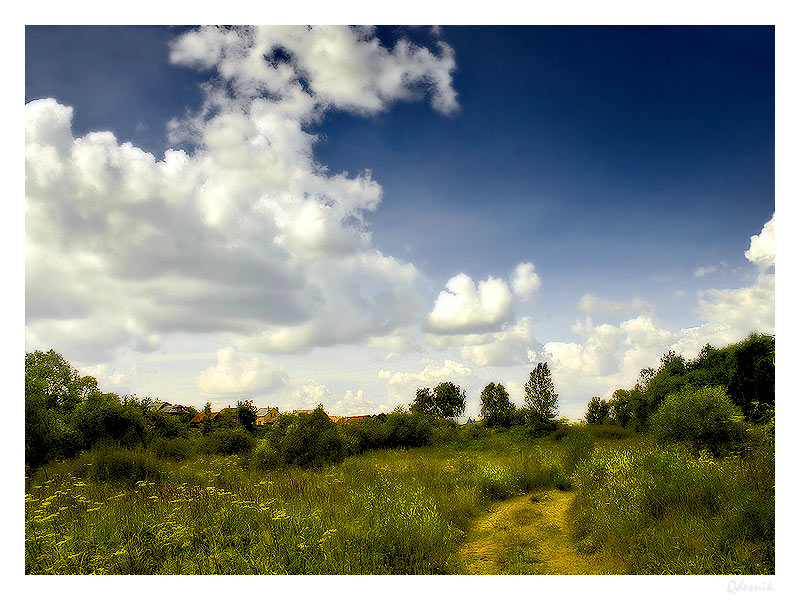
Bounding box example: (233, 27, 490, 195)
(378, 358, 472, 387)
(25, 26, 456, 362)
(542, 216, 775, 418)
(197, 347, 287, 396)
(577, 294, 654, 316)
(367, 329, 421, 360)
(511, 262, 541, 299)
(545, 318, 624, 378)
(427, 273, 514, 334)
(693, 260, 727, 278)
(425, 317, 539, 367)
(744, 214, 775, 270)
(169, 26, 458, 117)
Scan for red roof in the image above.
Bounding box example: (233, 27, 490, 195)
(189, 411, 219, 424)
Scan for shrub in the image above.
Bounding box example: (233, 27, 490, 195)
(144, 410, 187, 442)
(385, 411, 432, 448)
(341, 417, 389, 452)
(649, 386, 748, 457)
(200, 428, 256, 456)
(71, 394, 148, 449)
(151, 436, 194, 461)
(251, 438, 283, 470)
(281, 407, 345, 469)
(76, 446, 165, 485)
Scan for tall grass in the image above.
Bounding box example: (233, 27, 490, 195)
(25, 441, 567, 574)
(570, 441, 774, 574)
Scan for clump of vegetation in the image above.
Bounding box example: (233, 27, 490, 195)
(649, 386, 748, 457)
(75, 446, 166, 485)
(590, 334, 774, 432)
(479, 382, 515, 428)
(251, 406, 346, 470)
(151, 437, 195, 462)
(198, 428, 256, 456)
(410, 382, 466, 419)
(570, 443, 774, 574)
(521, 362, 560, 437)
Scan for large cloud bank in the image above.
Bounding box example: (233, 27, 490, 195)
(25, 26, 459, 362)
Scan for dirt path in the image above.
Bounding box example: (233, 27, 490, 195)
(452, 490, 616, 575)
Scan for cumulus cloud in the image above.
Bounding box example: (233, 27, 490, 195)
(378, 358, 472, 387)
(744, 214, 775, 270)
(26, 26, 456, 361)
(427, 273, 514, 334)
(543, 215, 775, 417)
(425, 317, 540, 367)
(367, 329, 421, 360)
(169, 25, 458, 117)
(197, 347, 287, 396)
(577, 294, 654, 316)
(544, 318, 624, 379)
(511, 262, 541, 299)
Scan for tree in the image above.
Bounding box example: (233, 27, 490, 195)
(237, 399, 257, 433)
(609, 389, 633, 428)
(649, 386, 747, 457)
(201, 402, 214, 435)
(524, 362, 559, 423)
(26, 349, 99, 413)
(410, 382, 466, 419)
(480, 382, 515, 428)
(281, 406, 345, 469)
(585, 396, 610, 424)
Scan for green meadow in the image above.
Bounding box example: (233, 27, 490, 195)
(25, 428, 773, 575)
(25, 335, 775, 575)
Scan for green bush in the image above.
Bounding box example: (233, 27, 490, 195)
(71, 394, 148, 449)
(384, 411, 432, 448)
(251, 438, 283, 470)
(199, 429, 256, 456)
(75, 446, 165, 485)
(151, 437, 194, 461)
(340, 417, 389, 452)
(281, 407, 345, 469)
(649, 386, 748, 457)
(144, 410, 187, 442)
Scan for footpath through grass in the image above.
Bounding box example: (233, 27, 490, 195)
(25, 436, 567, 574)
(25, 428, 774, 575)
(451, 489, 618, 574)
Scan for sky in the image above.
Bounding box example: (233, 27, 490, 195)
(24, 24, 777, 420)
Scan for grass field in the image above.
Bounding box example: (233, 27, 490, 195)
(24, 428, 774, 575)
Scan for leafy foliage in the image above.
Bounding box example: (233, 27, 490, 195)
(584, 396, 611, 424)
(591, 334, 775, 432)
(479, 382, 515, 428)
(649, 386, 748, 457)
(522, 362, 559, 436)
(237, 399, 257, 433)
(410, 382, 466, 419)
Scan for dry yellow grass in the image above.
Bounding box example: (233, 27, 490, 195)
(451, 490, 619, 575)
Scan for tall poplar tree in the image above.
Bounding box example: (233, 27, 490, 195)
(524, 362, 559, 422)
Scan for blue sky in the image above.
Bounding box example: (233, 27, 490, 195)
(24, 25, 776, 419)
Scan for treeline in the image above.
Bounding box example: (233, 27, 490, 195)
(584, 333, 774, 455)
(25, 350, 204, 470)
(24, 349, 483, 473)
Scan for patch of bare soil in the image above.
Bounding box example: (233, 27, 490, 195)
(451, 490, 617, 575)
